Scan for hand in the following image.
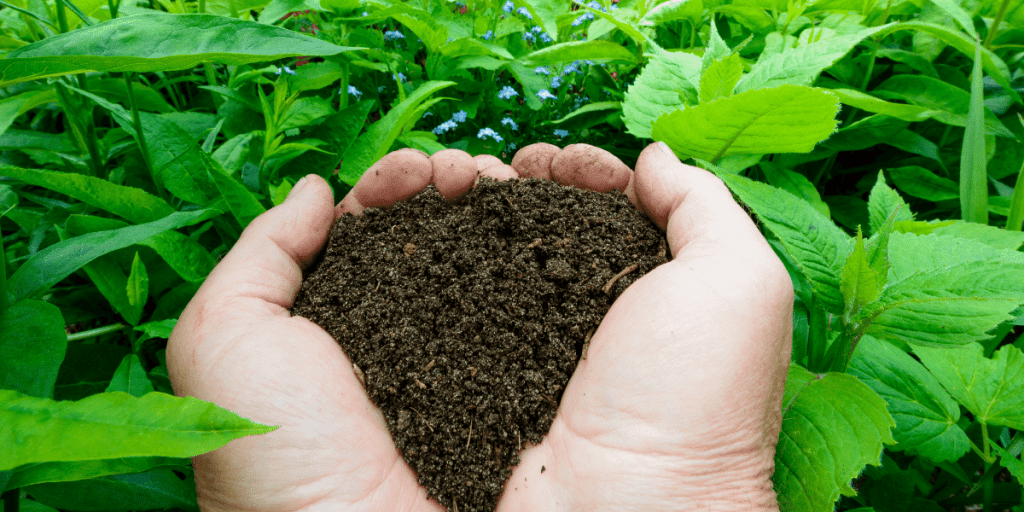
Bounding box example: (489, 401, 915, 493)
(167, 142, 793, 512)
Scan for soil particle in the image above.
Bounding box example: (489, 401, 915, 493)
(292, 177, 669, 511)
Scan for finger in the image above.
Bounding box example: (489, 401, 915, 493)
(510, 143, 559, 179)
(473, 154, 504, 171)
(431, 149, 478, 201)
(633, 142, 768, 257)
(337, 148, 433, 217)
(192, 174, 335, 312)
(550, 144, 631, 193)
(476, 163, 518, 182)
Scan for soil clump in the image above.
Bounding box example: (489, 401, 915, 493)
(292, 177, 670, 511)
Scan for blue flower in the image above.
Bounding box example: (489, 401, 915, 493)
(482, 30, 493, 40)
(451, 110, 468, 123)
(516, 6, 533, 18)
(501, 117, 518, 130)
(535, 66, 551, 75)
(383, 30, 405, 41)
(502, 0, 514, 12)
(531, 25, 544, 33)
(276, 66, 296, 75)
(539, 32, 553, 43)
(551, 75, 563, 88)
(586, 0, 603, 10)
(506, 141, 517, 151)
(562, 62, 579, 75)
(522, 32, 536, 42)
(362, 11, 368, 16)
(553, 129, 570, 138)
(536, 89, 557, 101)
(377, 85, 387, 93)
(432, 120, 458, 134)
(423, 111, 433, 117)
(498, 86, 519, 100)
(393, 73, 406, 82)
(477, 128, 503, 143)
(347, 85, 362, 98)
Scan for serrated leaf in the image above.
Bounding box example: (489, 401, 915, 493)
(640, 0, 702, 25)
(841, 229, 878, 316)
(886, 231, 1024, 282)
(702, 19, 731, 68)
(25, 469, 197, 511)
(848, 335, 969, 462)
(760, 161, 830, 218)
(653, 84, 840, 162)
(991, 441, 1024, 486)
(888, 166, 959, 202)
(930, 221, 1024, 250)
(105, 354, 155, 398)
(867, 171, 912, 236)
(915, 344, 1024, 429)
(621, 50, 701, 138)
(0, 300, 66, 399)
(857, 260, 1024, 347)
(719, 172, 851, 314)
(735, 26, 886, 93)
(202, 153, 266, 229)
(0, 389, 276, 471)
(774, 364, 894, 512)
(699, 53, 743, 104)
(0, 14, 360, 87)
(523, 40, 636, 66)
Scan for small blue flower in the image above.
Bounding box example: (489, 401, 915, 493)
(498, 86, 519, 100)
(502, 0, 514, 12)
(451, 110, 468, 123)
(432, 120, 458, 134)
(347, 85, 362, 98)
(539, 32, 553, 43)
(393, 73, 406, 82)
(276, 66, 296, 75)
(362, 11, 368, 16)
(501, 117, 518, 130)
(478, 128, 503, 143)
(536, 89, 557, 100)
(562, 62, 579, 75)
(522, 32, 536, 42)
(551, 75, 563, 88)
(586, 0, 603, 10)
(584, 59, 595, 66)
(516, 6, 533, 18)
(535, 66, 551, 75)
(377, 85, 387, 93)
(531, 25, 544, 33)
(423, 111, 433, 117)
(384, 30, 405, 41)
(506, 141, 517, 151)
(482, 30, 493, 40)
(553, 129, 570, 138)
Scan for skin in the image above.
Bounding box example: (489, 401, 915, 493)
(167, 142, 794, 512)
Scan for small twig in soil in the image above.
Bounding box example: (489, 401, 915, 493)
(411, 407, 434, 432)
(526, 238, 542, 249)
(424, 359, 436, 372)
(469, 366, 478, 378)
(602, 263, 639, 294)
(352, 364, 366, 388)
(467, 420, 473, 448)
(413, 377, 427, 389)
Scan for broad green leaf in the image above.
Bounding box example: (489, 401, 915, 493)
(886, 231, 1024, 285)
(915, 344, 1024, 429)
(774, 364, 894, 512)
(930, 221, 1024, 250)
(840, 229, 878, 316)
(212, 132, 259, 175)
(0, 389, 276, 470)
(506, 61, 549, 110)
(277, 100, 374, 180)
(824, 115, 944, 166)
(105, 355, 155, 398)
(25, 469, 197, 511)
(867, 171, 912, 236)
(65, 215, 215, 284)
(6, 209, 218, 305)
(202, 153, 266, 228)
(873, 75, 1014, 138)
(857, 260, 1024, 347)
(0, 300, 66, 399)
(0, 14, 360, 87)
(653, 85, 840, 162)
(759, 162, 829, 218)
(888, 166, 958, 202)
(338, 81, 454, 185)
(439, 38, 514, 60)
(734, 26, 886, 93)
(960, 44, 988, 225)
(640, 0, 702, 25)
(991, 441, 1024, 486)
(848, 335, 969, 462)
(0, 166, 174, 224)
(582, 6, 653, 50)
(4, 457, 187, 491)
(0, 129, 77, 153)
(702, 19, 731, 68)
(523, 41, 636, 66)
(621, 50, 701, 138)
(928, 0, 978, 39)
(718, 172, 851, 314)
(0, 89, 58, 139)
(827, 88, 939, 122)
(125, 252, 148, 322)
(698, 53, 742, 104)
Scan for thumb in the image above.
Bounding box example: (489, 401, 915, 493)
(192, 174, 336, 313)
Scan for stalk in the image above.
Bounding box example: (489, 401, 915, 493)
(806, 301, 828, 372)
(67, 323, 126, 341)
(0, 229, 7, 315)
(107, 0, 118, 18)
(982, 423, 993, 512)
(54, 0, 70, 33)
(983, 0, 1011, 49)
(124, 73, 165, 201)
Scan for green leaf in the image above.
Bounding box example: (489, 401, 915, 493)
(4, 456, 188, 491)
(848, 335, 969, 462)
(0, 129, 77, 153)
(0, 14, 360, 87)
(773, 364, 894, 512)
(915, 344, 1024, 429)
(867, 171, 912, 236)
(927, 0, 978, 39)
(734, 26, 886, 93)
(960, 44, 989, 225)
(523, 40, 636, 66)
(640, 0, 702, 25)
(0, 166, 174, 224)
(698, 53, 743, 104)
(653, 84, 840, 162)
(718, 172, 851, 314)
(857, 260, 1024, 347)
(991, 440, 1024, 486)
(25, 470, 197, 511)
(930, 221, 1024, 251)
(78, 253, 141, 326)
(759, 161, 830, 218)
(840, 228, 878, 316)
(522, 0, 569, 43)
(621, 50, 701, 138)
(549, 101, 622, 125)
(826, 88, 940, 122)
(886, 231, 1024, 282)
(0, 389, 276, 471)
(125, 252, 148, 323)
(863, 205, 899, 291)
(873, 75, 1014, 138)
(132, 319, 177, 353)
(888, 166, 959, 202)
(0, 300, 66, 399)
(337, 81, 454, 185)
(701, 18, 731, 68)
(202, 153, 266, 229)
(105, 354, 155, 398)
(6, 209, 218, 305)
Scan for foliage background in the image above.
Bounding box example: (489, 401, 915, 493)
(0, 0, 1023, 509)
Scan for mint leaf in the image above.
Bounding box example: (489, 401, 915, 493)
(887, 231, 1024, 282)
(848, 335, 969, 462)
(863, 206, 900, 290)
(867, 171, 912, 236)
(702, 19, 731, 68)
(930, 221, 1024, 251)
(653, 84, 840, 162)
(888, 166, 959, 202)
(840, 229, 878, 316)
(774, 364, 894, 512)
(698, 53, 743, 104)
(621, 51, 700, 138)
(760, 161, 830, 218)
(915, 344, 1024, 430)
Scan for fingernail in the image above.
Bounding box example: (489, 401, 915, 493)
(286, 176, 310, 202)
(657, 141, 678, 160)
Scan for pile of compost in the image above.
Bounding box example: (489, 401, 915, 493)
(292, 177, 669, 511)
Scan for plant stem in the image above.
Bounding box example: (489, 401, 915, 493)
(198, 0, 206, 13)
(2, 490, 18, 512)
(807, 301, 828, 372)
(0, 228, 6, 316)
(983, 0, 1011, 49)
(54, 0, 70, 33)
(107, 0, 118, 18)
(1006, 159, 1024, 231)
(124, 72, 165, 201)
(982, 422, 993, 512)
(67, 323, 126, 341)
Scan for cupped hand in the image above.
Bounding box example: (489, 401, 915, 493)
(167, 142, 793, 512)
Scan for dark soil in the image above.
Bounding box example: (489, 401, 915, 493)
(291, 177, 669, 511)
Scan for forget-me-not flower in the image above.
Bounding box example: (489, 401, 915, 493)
(531, 25, 544, 33)
(502, 0, 514, 12)
(562, 62, 579, 75)
(477, 128, 503, 143)
(377, 85, 387, 93)
(384, 30, 404, 41)
(571, 12, 594, 26)
(536, 89, 557, 101)
(501, 117, 518, 131)
(498, 86, 519, 100)
(535, 66, 551, 75)
(482, 30, 493, 40)
(516, 6, 533, 18)
(276, 66, 296, 75)
(347, 85, 362, 98)
(507, 141, 517, 151)
(393, 73, 406, 82)
(551, 75, 563, 88)
(553, 129, 570, 138)
(522, 32, 536, 42)
(539, 32, 553, 42)
(452, 110, 468, 123)
(432, 120, 458, 134)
